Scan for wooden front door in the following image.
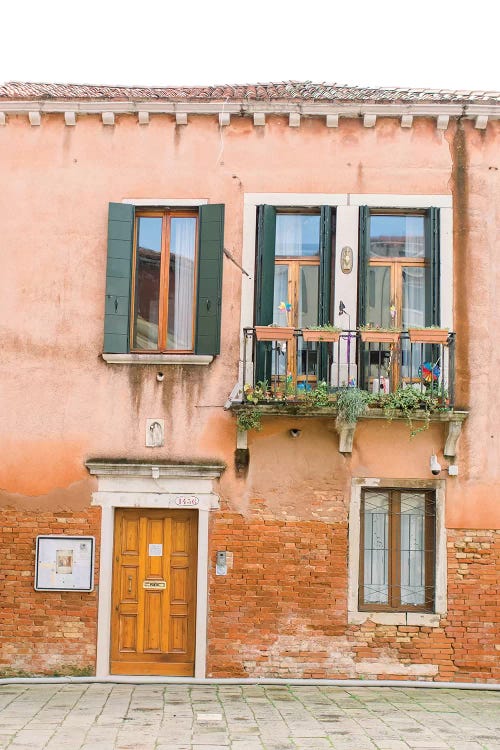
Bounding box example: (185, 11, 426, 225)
(111, 509, 198, 676)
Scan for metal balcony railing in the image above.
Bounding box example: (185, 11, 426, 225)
(241, 328, 455, 408)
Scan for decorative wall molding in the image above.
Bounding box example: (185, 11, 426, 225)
(2, 99, 499, 130)
(86, 460, 225, 480)
(101, 353, 213, 365)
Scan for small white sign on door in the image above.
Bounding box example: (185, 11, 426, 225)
(148, 543, 163, 557)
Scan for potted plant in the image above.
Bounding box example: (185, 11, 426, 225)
(359, 325, 401, 344)
(255, 301, 295, 341)
(407, 326, 449, 344)
(254, 324, 295, 341)
(301, 324, 342, 343)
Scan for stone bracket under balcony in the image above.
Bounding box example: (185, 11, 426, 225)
(230, 403, 468, 458)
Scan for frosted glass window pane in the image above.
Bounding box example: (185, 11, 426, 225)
(400, 492, 426, 605)
(363, 492, 389, 604)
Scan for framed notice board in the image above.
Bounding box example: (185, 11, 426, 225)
(35, 536, 95, 592)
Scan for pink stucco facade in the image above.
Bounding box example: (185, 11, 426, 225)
(0, 84, 499, 681)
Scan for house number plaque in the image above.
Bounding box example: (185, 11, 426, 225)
(143, 580, 167, 590)
(175, 496, 199, 507)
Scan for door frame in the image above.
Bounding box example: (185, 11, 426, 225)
(87, 460, 224, 679)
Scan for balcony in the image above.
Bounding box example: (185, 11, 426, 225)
(230, 328, 467, 457)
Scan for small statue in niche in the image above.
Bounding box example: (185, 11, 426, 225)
(147, 420, 164, 448)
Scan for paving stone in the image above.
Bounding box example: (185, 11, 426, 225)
(0, 684, 499, 748)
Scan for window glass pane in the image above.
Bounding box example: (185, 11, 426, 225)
(133, 217, 162, 350)
(298, 266, 319, 328)
(401, 266, 431, 380)
(275, 214, 320, 257)
(167, 217, 197, 350)
(400, 492, 426, 606)
(273, 265, 290, 326)
(370, 215, 425, 258)
(271, 265, 289, 376)
(402, 266, 428, 328)
(297, 265, 319, 379)
(366, 266, 391, 328)
(363, 492, 389, 604)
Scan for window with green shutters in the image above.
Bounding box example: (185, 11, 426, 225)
(254, 205, 334, 383)
(357, 206, 440, 389)
(103, 203, 224, 356)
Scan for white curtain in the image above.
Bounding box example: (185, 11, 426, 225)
(168, 218, 196, 350)
(276, 215, 304, 256)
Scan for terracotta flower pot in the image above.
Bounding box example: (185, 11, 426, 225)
(254, 326, 295, 341)
(408, 328, 449, 344)
(301, 329, 341, 343)
(360, 330, 400, 344)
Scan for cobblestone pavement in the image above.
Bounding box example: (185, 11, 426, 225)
(0, 684, 498, 750)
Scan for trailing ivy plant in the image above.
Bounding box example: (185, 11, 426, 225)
(236, 407, 263, 432)
(380, 386, 449, 437)
(336, 387, 371, 425)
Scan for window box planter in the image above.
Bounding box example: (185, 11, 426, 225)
(360, 329, 401, 344)
(408, 328, 449, 344)
(301, 328, 341, 343)
(254, 326, 295, 341)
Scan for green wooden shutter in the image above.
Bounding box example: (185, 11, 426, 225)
(318, 206, 333, 324)
(195, 204, 225, 355)
(427, 207, 440, 325)
(318, 206, 333, 381)
(103, 202, 135, 353)
(358, 206, 370, 326)
(254, 205, 277, 383)
(255, 205, 277, 325)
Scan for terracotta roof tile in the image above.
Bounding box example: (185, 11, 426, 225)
(1, 81, 500, 105)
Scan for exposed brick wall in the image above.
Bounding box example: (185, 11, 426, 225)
(207, 507, 500, 683)
(1, 505, 498, 682)
(444, 529, 500, 681)
(0, 508, 101, 676)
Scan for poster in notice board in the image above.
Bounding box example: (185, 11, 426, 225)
(35, 536, 95, 591)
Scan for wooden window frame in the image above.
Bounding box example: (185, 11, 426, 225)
(359, 488, 436, 613)
(274, 209, 322, 383)
(130, 208, 199, 354)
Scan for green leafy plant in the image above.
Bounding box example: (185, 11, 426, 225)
(380, 386, 449, 437)
(244, 380, 269, 404)
(236, 407, 263, 432)
(358, 324, 402, 332)
(406, 325, 449, 330)
(336, 387, 371, 424)
(304, 380, 332, 407)
(303, 324, 341, 332)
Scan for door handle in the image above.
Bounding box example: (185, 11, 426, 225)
(128, 576, 133, 593)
